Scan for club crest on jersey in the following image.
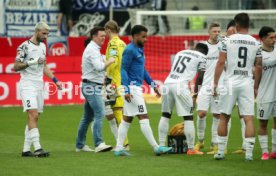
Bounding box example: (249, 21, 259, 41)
(16, 51, 23, 57)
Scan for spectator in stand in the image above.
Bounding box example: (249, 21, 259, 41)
(151, 0, 170, 35)
(186, 6, 207, 31)
(243, 0, 265, 9)
(251, 0, 265, 9)
(57, 0, 74, 36)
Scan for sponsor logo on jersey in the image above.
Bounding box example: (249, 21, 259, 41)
(263, 63, 276, 70)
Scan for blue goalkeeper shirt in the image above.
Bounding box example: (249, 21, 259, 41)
(121, 42, 156, 93)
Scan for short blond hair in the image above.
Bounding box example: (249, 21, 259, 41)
(208, 22, 220, 31)
(104, 20, 120, 33)
(35, 22, 50, 31)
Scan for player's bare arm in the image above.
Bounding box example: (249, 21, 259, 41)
(193, 70, 205, 106)
(194, 70, 205, 97)
(104, 57, 115, 69)
(124, 93, 133, 103)
(14, 60, 29, 71)
(43, 64, 62, 90)
(154, 87, 161, 97)
(213, 51, 226, 95)
(253, 56, 262, 97)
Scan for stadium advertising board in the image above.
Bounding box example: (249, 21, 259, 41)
(4, 0, 59, 37)
(0, 35, 211, 106)
(47, 36, 69, 56)
(73, 0, 149, 11)
(0, 73, 85, 106)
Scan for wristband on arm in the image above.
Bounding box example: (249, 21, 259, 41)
(52, 77, 59, 83)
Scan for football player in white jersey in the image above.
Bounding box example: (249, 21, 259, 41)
(257, 26, 276, 160)
(223, 20, 247, 154)
(213, 13, 262, 161)
(158, 43, 208, 155)
(194, 23, 222, 154)
(14, 22, 62, 157)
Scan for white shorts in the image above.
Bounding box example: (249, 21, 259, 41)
(20, 88, 44, 113)
(197, 87, 220, 114)
(161, 84, 193, 116)
(220, 85, 254, 116)
(257, 101, 276, 120)
(105, 105, 113, 116)
(123, 86, 147, 116)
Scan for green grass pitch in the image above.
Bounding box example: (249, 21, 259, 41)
(0, 104, 275, 176)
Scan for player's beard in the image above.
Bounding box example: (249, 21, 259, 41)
(37, 35, 46, 43)
(137, 40, 144, 47)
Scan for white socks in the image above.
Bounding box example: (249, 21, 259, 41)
(197, 115, 206, 142)
(139, 119, 159, 150)
(272, 128, 276, 153)
(108, 118, 118, 141)
(115, 120, 130, 151)
(217, 136, 227, 154)
(226, 118, 231, 148)
(29, 128, 41, 151)
(211, 117, 219, 145)
(258, 135, 268, 154)
(23, 125, 32, 152)
(158, 117, 169, 146)
(245, 137, 255, 158)
(184, 121, 195, 149)
(241, 118, 246, 149)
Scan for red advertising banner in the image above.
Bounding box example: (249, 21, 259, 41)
(0, 35, 212, 57)
(0, 56, 82, 74)
(2, 35, 233, 106)
(0, 73, 85, 106)
(0, 73, 164, 106)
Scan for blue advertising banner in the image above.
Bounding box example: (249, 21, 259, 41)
(4, 0, 59, 37)
(3, 0, 149, 37)
(73, 0, 149, 11)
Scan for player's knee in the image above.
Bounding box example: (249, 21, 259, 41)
(106, 114, 115, 121)
(138, 114, 149, 120)
(162, 112, 171, 119)
(123, 116, 133, 123)
(273, 118, 276, 128)
(198, 111, 207, 118)
(259, 120, 268, 129)
(27, 110, 39, 120)
(213, 113, 220, 119)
